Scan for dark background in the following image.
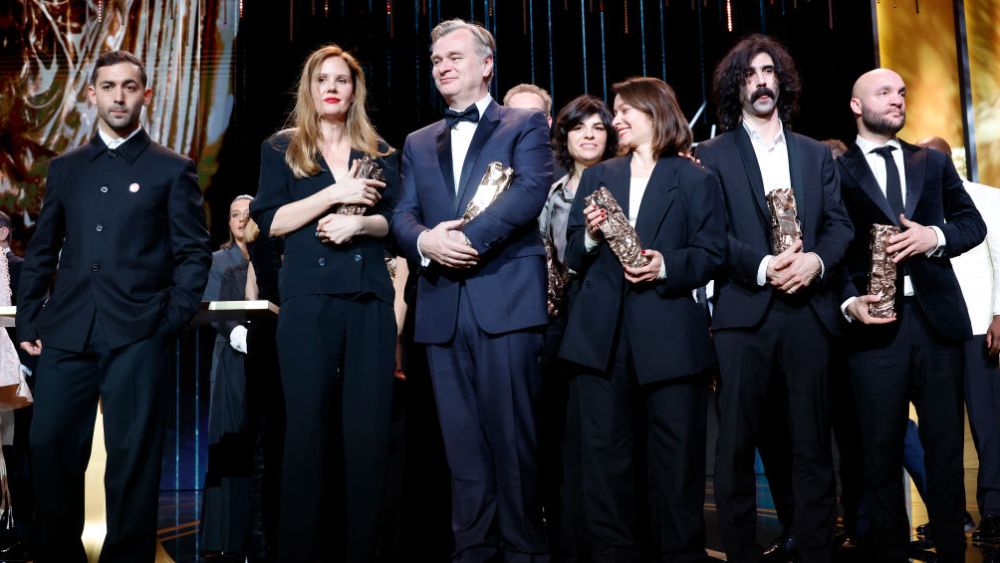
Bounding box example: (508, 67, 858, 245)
(206, 0, 876, 246)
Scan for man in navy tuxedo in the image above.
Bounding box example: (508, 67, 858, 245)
(837, 68, 985, 563)
(696, 35, 853, 563)
(17, 51, 211, 562)
(391, 18, 553, 563)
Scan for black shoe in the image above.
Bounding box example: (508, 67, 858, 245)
(916, 521, 930, 537)
(0, 538, 33, 561)
(833, 530, 860, 550)
(761, 531, 798, 562)
(965, 511, 977, 533)
(973, 512, 1000, 544)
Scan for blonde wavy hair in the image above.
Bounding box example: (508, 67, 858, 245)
(284, 45, 389, 179)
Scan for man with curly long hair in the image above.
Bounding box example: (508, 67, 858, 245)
(696, 35, 853, 563)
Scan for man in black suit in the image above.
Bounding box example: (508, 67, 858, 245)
(696, 35, 853, 563)
(16, 50, 211, 562)
(836, 68, 985, 563)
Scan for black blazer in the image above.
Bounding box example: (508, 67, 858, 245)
(251, 131, 399, 304)
(558, 154, 726, 384)
(837, 140, 985, 341)
(696, 127, 854, 335)
(17, 131, 211, 352)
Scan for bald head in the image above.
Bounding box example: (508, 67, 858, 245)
(917, 136, 952, 155)
(850, 68, 906, 141)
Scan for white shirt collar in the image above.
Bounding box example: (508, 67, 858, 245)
(741, 118, 785, 148)
(98, 126, 143, 150)
(855, 135, 901, 155)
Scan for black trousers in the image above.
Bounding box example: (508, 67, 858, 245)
(714, 298, 836, 563)
(275, 294, 395, 563)
(30, 314, 172, 563)
(847, 299, 966, 563)
(966, 334, 1000, 516)
(572, 322, 709, 563)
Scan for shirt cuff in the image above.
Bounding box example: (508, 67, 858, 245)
(841, 296, 857, 323)
(809, 252, 826, 278)
(584, 231, 599, 253)
(658, 260, 667, 280)
(757, 255, 773, 287)
(416, 230, 431, 268)
(926, 226, 946, 257)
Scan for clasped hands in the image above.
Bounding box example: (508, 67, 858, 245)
(766, 240, 820, 295)
(585, 204, 663, 284)
(315, 160, 385, 245)
(419, 219, 479, 269)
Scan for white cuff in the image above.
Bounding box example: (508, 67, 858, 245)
(416, 230, 431, 267)
(658, 260, 667, 280)
(757, 255, 773, 287)
(230, 325, 248, 354)
(927, 226, 946, 257)
(584, 231, 599, 253)
(841, 296, 857, 323)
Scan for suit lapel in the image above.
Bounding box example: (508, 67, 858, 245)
(902, 141, 926, 219)
(635, 157, 676, 245)
(604, 155, 633, 219)
(733, 127, 771, 221)
(842, 143, 899, 225)
(435, 121, 456, 203)
(785, 132, 806, 213)
(454, 102, 501, 215)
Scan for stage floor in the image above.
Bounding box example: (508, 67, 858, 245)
(154, 473, 997, 563)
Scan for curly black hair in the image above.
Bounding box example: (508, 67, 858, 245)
(551, 95, 618, 174)
(712, 34, 801, 132)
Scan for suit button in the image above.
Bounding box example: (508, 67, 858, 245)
(91, 264, 101, 272)
(95, 224, 104, 232)
(318, 258, 326, 266)
(108, 150, 117, 158)
(353, 254, 362, 262)
(584, 280, 591, 288)
(100, 186, 109, 194)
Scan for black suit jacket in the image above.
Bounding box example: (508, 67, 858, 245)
(251, 131, 399, 305)
(696, 127, 854, 335)
(558, 154, 726, 384)
(17, 131, 211, 351)
(837, 140, 986, 341)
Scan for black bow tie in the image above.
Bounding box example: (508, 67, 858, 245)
(444, 105, 480, 128)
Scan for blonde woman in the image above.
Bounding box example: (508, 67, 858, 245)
(250, 45, 398, 563)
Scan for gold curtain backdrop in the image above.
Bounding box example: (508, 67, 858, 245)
(876, 0, 1000, 188)
(0, 0, 235, 217)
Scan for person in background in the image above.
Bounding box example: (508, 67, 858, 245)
(504, 83, 553, 127)
(540, 94, 618, 557)
(200, 194, 255, 559)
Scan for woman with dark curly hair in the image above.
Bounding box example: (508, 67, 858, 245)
(712, 33, 801, 132)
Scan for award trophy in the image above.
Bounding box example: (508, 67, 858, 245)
(766, 187, 802, 253)
(583, 186, 649, 268)
(867, 223, 900, 318)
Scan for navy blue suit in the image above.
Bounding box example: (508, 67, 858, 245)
(392, 101, 552, 562)
(559, 154, 724, 562)
(837, 140, 985, 563)
(697, 127, 853, 563)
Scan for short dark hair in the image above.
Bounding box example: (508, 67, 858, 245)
(712, 34, 800, 132)
(612, 77, 692, 158)
(551, 95, 618, 173)
(91, 50, 148, 86)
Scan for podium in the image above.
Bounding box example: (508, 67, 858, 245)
(0, 301, 278, 563)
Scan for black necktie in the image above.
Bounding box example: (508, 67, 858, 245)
(872, 145, 904, 217)
(444, 105, 480, 128)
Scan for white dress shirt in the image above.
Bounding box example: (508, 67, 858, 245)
(951, 181, 1000, 334)
(98, 126, 143, 150)
(450, 95, 494, 191)
(740, 120, 825, 286)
